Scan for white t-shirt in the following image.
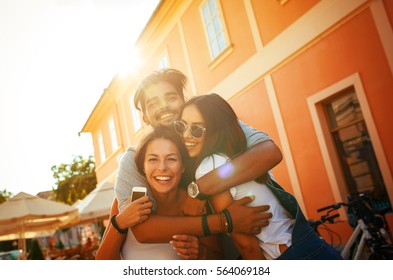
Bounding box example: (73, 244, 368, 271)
(121, 228, 181, 260)
(196, 154, 295, 259)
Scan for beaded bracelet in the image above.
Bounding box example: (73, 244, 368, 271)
(222, 209, 233, 233)
(219, 211, 229, 233)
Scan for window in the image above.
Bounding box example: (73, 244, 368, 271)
(130, 96, 142, 132)
(159, 52, 170, 69)
(325, 88, 388, 206)
(109, 117, 118, 151)
(98, 132, 106, 162)
(200, 0, 229, 60)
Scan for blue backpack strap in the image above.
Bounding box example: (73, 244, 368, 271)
(266, 179, 299, 219)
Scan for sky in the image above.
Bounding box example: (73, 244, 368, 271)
(0, 0, 159, 196)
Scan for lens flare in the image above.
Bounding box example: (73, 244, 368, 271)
(218, 162, 234, 178)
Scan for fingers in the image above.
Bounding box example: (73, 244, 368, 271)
(139, 201, 153, 211)
(122, 197, 152, 212)
(252, 227, 262, 235)
(175, 251, 198, 260)
(126, 195, 151, 204)
(233, 195, 254, 206)
(138, 215, 149, 224)
(252, 204, 271, 213)
(258, 219, 270, 228)
(229, 197, 273, 234)
(135, 195, 151, 204)
(233, 196, 271, 213)
(134, 206, 152, 224)
(172, 235, 198, 243)
(170, 235, 199, 260)
(118, 195, 153, 226)
(247, 219, 271, 234)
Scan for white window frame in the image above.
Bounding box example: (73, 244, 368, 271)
(159, 49, 170, 69)
(108, 117, 118, 151)
(199, 0, 230, 61)
(130, 95, 142, 132)
(98, 131, 106, 162)
(307, 73, 393, 205)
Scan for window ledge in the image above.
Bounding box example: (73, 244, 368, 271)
(208, 44, 234, 71)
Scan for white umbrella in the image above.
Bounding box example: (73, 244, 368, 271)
(0, 192, 79, 258)
(73, 181, 115, 224)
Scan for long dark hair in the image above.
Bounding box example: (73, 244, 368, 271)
(182, 93, 247, 175)
(134, 125, 191, 188)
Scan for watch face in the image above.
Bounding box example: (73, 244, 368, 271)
(187, 182, 198, 197)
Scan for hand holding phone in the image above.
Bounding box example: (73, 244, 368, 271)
(116, 186, 151, 230)
(131, 186, 147, 202)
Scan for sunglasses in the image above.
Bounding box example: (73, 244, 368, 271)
(173, 120, 206, 139)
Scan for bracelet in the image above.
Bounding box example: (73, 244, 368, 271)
(111, 215, 128, 234)
(219, 212, 229, 233)
(202, 214, 211, 236)
(222, 209, 233, 233)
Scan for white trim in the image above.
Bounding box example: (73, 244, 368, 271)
(129, 94, 143, 133)
(307, 73, 393, 205)
(120, 95, 131, 148)
(369, 0, 393, 76)
(209, 0, 367, 100)
(178, 20, 197, 96)
(265, 75, 307, 215)
(243, 0, 263, 51)
(98, 130, 106, 163)
(108, 116, 118, 152)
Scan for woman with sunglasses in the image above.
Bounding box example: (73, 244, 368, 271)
(173, 93, 342, 260)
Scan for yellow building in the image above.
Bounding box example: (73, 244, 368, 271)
(82, 0, 393, 242)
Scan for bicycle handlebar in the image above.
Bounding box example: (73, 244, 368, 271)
(326, 213, 340, 222)
(317, 202, 348, 212)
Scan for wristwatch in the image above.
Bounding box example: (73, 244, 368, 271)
(187, 181, 210, 200)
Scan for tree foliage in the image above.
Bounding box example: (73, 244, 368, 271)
(0, 189, 13, 204)
(51, 155, 97, 205)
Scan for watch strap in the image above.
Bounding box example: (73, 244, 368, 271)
(111, 214, 128, 234)
(196, 191, 210, 200)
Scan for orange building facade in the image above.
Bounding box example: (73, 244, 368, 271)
(82, 0, 393, 242)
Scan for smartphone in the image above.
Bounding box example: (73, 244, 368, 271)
(131, 186, 147, 202)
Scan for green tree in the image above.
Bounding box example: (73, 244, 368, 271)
(51, 155, 97, 205)
(0, 189, 13, 204)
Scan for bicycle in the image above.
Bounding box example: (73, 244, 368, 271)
(308, 207, 342, 249)
(311, 191, 393, 259)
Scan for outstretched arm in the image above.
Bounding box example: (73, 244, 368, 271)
(95, 197, 152, 260)
(182, 124, 282, 216)
(198, 140, 282, 195)
(96, 196, 270, 259)
(132, 196, 271, 243)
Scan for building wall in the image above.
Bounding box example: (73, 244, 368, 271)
(82, 0, 393, 242)
(253, 0, 320, 45)
(230, 81, 294, 196)
(182, 0, 258, 94)
(265, 3, 393, 239)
